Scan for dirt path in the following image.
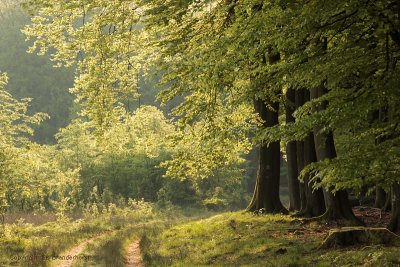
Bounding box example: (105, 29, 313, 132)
(125, 239, 144, 267)
(56, 232, 109, 267)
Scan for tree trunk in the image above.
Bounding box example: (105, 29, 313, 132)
(295, 90, 307, 212)
(389, 183, 400, 232)
(294, 89, 325, 217)
(297, 140, 307, 212)
(374, 187, 387, 209)
(285, 88, 301, 211)
(384, 190, 392, 212)
(373, 108, 387, 209)
(301, 132, 326, 217)
(247, 99, 287, 214)
(311, 85, 361, 224)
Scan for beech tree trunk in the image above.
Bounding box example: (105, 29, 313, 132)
(374, 187, 387, 209)
(372, 108, 388, 209)
(311, 85, 361, 224)
(297, 140, 307, 211)
(285, 88, 301, 211)
(247, 49, 287, 214)
(294, 89, 325, 217)
(247, 100, 287, 214)
(295, 90, 307, 212)
(389, 183, 400, 232)
(301, 132, 326, 217)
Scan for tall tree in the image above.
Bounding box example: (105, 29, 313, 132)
(247, 49, 287, 214)
(285, 88, 301, 211)
(311, 85, 360, 223)
(295, 89, 325, 217)
(247, 99, 286, 213)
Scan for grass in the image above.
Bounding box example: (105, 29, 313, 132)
(72, 210, 218, 267)
(0, 200, 157, 266)
(142, 211, 400, 266)
(6, 207, 398, 266)
(72, 221, 164, 267)
(0, 218, 110, 267)
(0, 201, 216, 267)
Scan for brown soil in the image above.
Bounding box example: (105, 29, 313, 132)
(125, 239, 144, 267)
(353, 206, 391, 228)
(292, 206, 394, 242)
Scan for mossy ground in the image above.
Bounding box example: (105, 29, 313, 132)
(142, 211, 400, 267)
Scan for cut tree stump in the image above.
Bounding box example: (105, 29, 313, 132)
(319, 227, 400, 249)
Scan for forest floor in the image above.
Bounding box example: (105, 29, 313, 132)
(352, 206, 391, 227)
(141, 208, 400, 267)
(1, 207, 399, 266)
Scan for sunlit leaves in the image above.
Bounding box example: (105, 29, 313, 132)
(0, 72, 48, 146)
(0, 73, 74, 210)
(23, 0, 143, 127)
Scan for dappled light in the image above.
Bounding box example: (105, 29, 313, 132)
(0, 0, 400, 266)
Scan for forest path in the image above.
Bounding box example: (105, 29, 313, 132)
(56, 231, 111, 267)
(125, 239, 144, 267)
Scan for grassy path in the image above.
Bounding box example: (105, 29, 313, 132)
(125, 239, 144, 267)
(54, 231, 112, 267)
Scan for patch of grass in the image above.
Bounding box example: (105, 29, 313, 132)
(72, 210, 218, 267)
(0, 206, 232, 267)
(315, 247, 400, 266)
(0, 219, 109, 267)
(142, 211, 400, 266)
(72, 230, 125, 267)
(73, 220, 183, 267)
(0, 199, 157, 266)
(4, 212, 57, 225)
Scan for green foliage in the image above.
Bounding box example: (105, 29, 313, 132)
(0, 72, 50, 211)
(54, 106, 174, 204)
(22, 0, 255, 190)
(0, 72, 248, 213)
(50, 105, 249, 210)
(23, 0, 143, 129)
(20, 0, 400, 215)
(0, 5, 74, 143)
(141, 0, 400, 194)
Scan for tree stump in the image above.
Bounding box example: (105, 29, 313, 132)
(319, 227, 400, 249)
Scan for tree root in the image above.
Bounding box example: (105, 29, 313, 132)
(319, 227, 400, 249)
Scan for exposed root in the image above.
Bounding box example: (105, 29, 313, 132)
(319, 227, 400, 249)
